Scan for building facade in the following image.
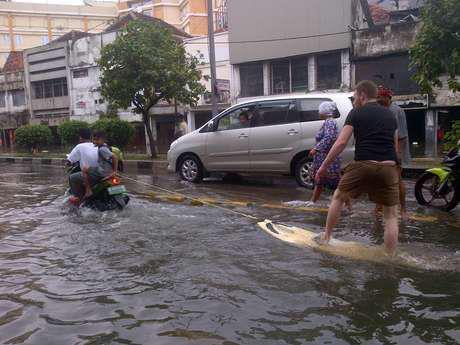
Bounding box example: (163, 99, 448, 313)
(184, 30, 230, 131)
(0, 1, 118, 67)
(117, 0, 228, 35)
(352, 0, 460, 158)
(0, 51, 28, 149)
(228, 0, 352, 103)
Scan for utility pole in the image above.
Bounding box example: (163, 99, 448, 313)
(207, 0, 218, 116)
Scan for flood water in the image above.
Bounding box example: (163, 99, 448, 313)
(0, 162, 459, 345)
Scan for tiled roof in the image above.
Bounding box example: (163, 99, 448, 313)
(50, 30, 95, 44)
(104, 12, 192, 38)
(3, 51, 23, 72)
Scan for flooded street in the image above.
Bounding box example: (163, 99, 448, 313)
(0, 162, 459, 344)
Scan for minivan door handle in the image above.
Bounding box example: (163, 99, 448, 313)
(287, 129, 299, 135)
(238, 133, 248, 139)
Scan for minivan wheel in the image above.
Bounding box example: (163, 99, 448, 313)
(295, 157, 314, 189)
(179, 155, 203, 183)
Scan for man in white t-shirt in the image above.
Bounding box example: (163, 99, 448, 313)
(67, 129, 99, 202)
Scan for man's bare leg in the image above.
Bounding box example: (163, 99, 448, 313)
(399, 180, 407, 220)
(82, 167, 93, 199)
(322, 189, 346, 241)
(383, 205, 399, 254)
(311, 185, 323, 203)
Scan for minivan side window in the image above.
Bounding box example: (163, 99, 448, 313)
(297, 98, 336, 122)
(217, 106, 255, 131)
(253, 101, 297, 127)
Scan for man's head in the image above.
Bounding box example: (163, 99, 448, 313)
(92, 130, 106, 146)
(79, 128, 91, 142)
(377, 85, 393, 108)
(353, 80, 378, 108)
(239, 111, 250, 125)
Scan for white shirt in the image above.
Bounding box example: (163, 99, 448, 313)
(67, 142, 99, 169)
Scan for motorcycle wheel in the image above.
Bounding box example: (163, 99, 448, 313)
(415, 172, 458, 211)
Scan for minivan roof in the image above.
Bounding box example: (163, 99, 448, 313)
(236, 92, 353, 106)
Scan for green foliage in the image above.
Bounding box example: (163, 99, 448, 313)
(15, 124, 52, 152)
(57, 120, 90, 146)
(97, 19, 205, 156)
(410, 0, 460, 94)
(443, 120, 460, 151)
(91, 118, 134, 149)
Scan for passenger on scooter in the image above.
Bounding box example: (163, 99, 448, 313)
(67, 128, 99, 203)
(82, 130, 118, 199)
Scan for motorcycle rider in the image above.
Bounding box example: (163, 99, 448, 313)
(82, 130, 118, 199)
(67, 128, 99, 204)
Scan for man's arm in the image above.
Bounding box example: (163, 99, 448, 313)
(67, 145, 80, 164)
(320, 125, 353, 169)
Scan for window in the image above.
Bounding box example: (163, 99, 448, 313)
(297, 98, 335, 122)
(2, 34, 9, 46)
(73, 69, 88, 78)
(0, 91, 5, 107)
(239, 63, 263, 98)
(15, 35, 22, 47)
(217, 106, 255, 131)
(270, 57, 309, 95)
(271, 60, 290, 94)
(41, 35, 49, 45)
(253, 101, 298, 127)
(316, 52, 341, 90)
(31, 78, 68, 99)
(11, 89, 25, 106)
(291, 57, 309, 92)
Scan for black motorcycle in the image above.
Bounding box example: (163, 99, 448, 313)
(67, 163, 130, 211)
(414, 147, 460, 211)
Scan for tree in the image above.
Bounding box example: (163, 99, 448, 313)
(98, 20, 205, 158)
(410, 0, 460, 94)
(92, 118, 134, 150)
(15, 124, 52, 152)
(58, 120, 90, 146)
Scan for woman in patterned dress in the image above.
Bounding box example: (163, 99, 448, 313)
(306, 101, 341, 206)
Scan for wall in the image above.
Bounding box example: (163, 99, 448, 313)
(228, 0, 352, 64)
(184, 31, 230, 105)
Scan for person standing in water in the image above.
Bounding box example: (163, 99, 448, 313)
(316, 80, 400, 254)
(374, 86, 411, 219)
(306, 101, 341, 206)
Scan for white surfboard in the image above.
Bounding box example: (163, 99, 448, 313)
(257, 219, 443, 270)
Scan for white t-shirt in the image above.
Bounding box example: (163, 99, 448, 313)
(67, 142, 99, 169)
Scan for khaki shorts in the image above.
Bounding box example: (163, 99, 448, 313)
(338, 161, 400, 206)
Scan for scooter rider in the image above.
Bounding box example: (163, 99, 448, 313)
(66, 128, 99, 204)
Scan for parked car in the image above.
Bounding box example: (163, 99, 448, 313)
(167, 92, 354, 188)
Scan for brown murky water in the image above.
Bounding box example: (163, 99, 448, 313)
(0, 162, 459, 344)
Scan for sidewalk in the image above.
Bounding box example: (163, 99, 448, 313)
(0, 154, 441, 177)
(0, 155, 168, 170)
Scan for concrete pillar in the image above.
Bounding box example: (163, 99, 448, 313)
(424, 109, 437, 157)
(230, 64, 240, 104)
(341, 49, 351, 89)
(308, 56, 316, 91)
(263, 62, 270, 95)
(187, 110, 196, 132)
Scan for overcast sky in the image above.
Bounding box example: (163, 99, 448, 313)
(13, 0, 116, 5)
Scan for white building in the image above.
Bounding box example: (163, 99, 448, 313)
(184, 31, 231, 131)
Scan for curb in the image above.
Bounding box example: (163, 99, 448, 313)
(0, 156, 168, 170)
(0, 156, 431, 176)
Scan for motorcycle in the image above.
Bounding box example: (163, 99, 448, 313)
(67, 162, 130, 211)
(414, 146, 460, 211)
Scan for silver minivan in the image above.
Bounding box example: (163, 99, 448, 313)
(167, 92, 354, 187)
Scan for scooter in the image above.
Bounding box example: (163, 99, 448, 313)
(67, 163, 130, 211)
(414, 146, 460, 211)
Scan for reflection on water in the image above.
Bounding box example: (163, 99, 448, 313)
(0, 163, 459, 344)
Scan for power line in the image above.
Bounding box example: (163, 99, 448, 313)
(184, 29, 354, 45)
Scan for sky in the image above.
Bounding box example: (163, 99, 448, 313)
(13, 0, 116, 5)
